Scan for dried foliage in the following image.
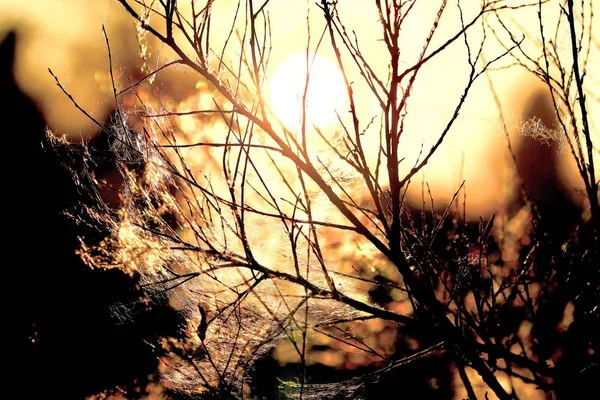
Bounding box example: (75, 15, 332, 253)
(50, 1, 598, 399)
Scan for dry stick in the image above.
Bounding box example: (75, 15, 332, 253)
(536, 1, 588, 203)
(457, 357, 479, 400)
(398, 38, 522, 190)
(117, 60, 184, 96)
(135, 108, 234, 117)
(116, 1, 513, 398)
(320, 326, 387, 361)
(323, 2, 392, 235)
(366, 341, 446, 377)
(294, 6, 339, 313)
(331, 2, 513, 398)
(480, 51, 535, 212)
(117, 0, 394, 264)
(243, 257, 418, 326)
(48, 69, 104, 129)
(176, 245, 420, 329)
(566, 0, 599, 230)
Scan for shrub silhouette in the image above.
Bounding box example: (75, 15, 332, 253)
(3, 31, 185, 399)
(48, 1, 598, 399)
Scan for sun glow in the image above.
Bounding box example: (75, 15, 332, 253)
(268, 52, 346, 131)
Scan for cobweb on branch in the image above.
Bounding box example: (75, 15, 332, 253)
(280, 342, 445, 400)
(50, 100, 406, 398)
(518, 116, 566, 151)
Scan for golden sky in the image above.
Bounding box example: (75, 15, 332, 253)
(0, 0, 137, 135)
(1, 0, 597, 217)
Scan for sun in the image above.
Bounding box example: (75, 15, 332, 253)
(268, 52, 346, 131)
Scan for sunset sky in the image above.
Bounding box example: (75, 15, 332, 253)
(1, 0, 597, 217)
(7, 3, 598, 399)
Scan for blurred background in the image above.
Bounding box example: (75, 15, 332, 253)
(2, 0, 595, 216)
(1, 0, 137, 136)
(2, 1, 184, 399)
(3, 0, 596, 398)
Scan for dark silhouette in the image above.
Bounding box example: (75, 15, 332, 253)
(3, 31, 182, 399)
(513, 89, 581, 242)
(511, 89, 599, 399)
